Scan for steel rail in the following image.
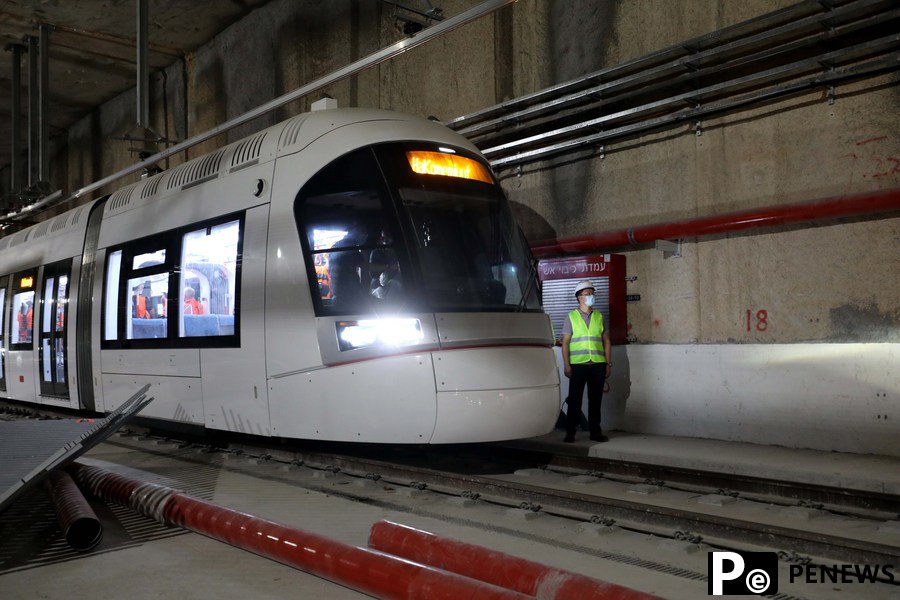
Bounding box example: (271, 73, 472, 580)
(8, 402, 893, 516)
(458, 5, 898, 140)
(278, 449, 898, 567)
(9, 411, 895, 568)
(444, 0, 860, 129)
(92, 427, 900, 518)
(1, 0, 516, 224)
(482, 34, 899, 160)
(489, 444, 900, 514)
(95, 431, 900, 570)
(487, 52, 898, 169)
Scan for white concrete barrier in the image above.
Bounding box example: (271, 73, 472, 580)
(555, 343, 899, 456)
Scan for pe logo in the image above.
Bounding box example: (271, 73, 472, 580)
(709, 551, 779, 595)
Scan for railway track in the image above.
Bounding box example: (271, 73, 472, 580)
(3, 402, 897, 583)
(488, 444, 899, 515)
(107, 427, 899, 574)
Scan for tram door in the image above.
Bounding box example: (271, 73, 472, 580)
(0, 276, 7, 392)
(39, 262, 70, 397)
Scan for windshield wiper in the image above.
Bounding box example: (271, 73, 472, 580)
(516, 257, 539, 312)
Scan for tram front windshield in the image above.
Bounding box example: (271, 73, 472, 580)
(297, 144, 539, 315)
(378, 145, 539, 312)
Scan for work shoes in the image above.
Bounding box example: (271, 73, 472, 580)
(589, 432, 608, 442)
(563, 433, 576, 443)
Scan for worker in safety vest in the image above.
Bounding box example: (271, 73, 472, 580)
(16, 303, 26, 342)
(25, 301, 34, 337)
(561, 280, 612, 443)
(183, 286, 204, 315)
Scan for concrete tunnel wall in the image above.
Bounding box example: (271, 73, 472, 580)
(13, 0, 900, 454)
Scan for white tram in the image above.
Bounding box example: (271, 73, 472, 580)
(0, 108, 559, 443)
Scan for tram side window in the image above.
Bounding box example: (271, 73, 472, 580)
(297, 148, 407, 315)
(103, 213, 243, 349)
(125, 244, 169, 341)
(0, 287, 5, 377)
(0, 288, 5, 338)
(126, 271, 169, 340)
(11, 290, 35, 346)
(179, 219, 241, 338)
(104, 250, 122, 341)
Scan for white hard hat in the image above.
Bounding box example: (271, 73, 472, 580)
(574, 280, 595, 295)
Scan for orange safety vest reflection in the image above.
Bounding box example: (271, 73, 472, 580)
(136, 295, 150, 319)
(183, 298, 203, 315)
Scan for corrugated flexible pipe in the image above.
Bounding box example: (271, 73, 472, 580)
(43, 470, 102, 552)
(66, 462, 530, 600)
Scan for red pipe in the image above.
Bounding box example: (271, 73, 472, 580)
(368, 520, 663, 600)
(67, 463, 530, 600)
(43, 470, 103, 552)
(530, 187, 900, 257)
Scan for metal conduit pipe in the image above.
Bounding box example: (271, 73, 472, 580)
(530, 187, 900, 258)
(369, 521, 662, 600)
(26, 34, 38, 186)
(8, 43, 25, 194)
(67, 462, 531, 600)
(136, 0, 150, 129)
(38, 24, 50, 184)
(43, 470, 102, 552)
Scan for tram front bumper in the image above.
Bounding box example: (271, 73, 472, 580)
(429, 345, 560, 443)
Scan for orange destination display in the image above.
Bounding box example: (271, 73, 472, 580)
(406, 151, 493, 184)
(19, 276, 33, 288)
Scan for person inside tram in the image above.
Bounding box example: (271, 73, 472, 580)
(17, 302, 26, 342)
(25, 300, 33, 335)
(183, 286, 204, 315)
(154, 291, 168, 318)
(134, 281, 152, 319)
(328, 222, 371, 309)
(368, 228, 403, 302)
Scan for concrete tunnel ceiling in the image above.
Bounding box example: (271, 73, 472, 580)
(0, 0, 273, 170)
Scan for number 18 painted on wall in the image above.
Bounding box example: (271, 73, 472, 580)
(746, 309, 768, 332)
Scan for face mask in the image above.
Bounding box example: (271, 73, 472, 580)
(583, 295, 595, 307)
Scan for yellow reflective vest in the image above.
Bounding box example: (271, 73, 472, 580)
(567, 309, 606, 364)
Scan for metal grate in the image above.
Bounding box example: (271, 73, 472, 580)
(167, 149, 226, 190)
(68, 206, 87, 227)
(0, 385, 152, 513)
(32, 220, 51, 239)
(230, 130, 268, 170)
(140, 173, 164, 199)
(277, 114, 309, 150)
(107, 185, 137, 213)
(8, 230, 28, 248)
(542, 277, 610, 340)
(50, 215, 68, 233)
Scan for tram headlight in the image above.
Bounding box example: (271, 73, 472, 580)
(336, 318, 424, 351)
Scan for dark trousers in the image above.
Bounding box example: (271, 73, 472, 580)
(566, 362, 606, 436)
